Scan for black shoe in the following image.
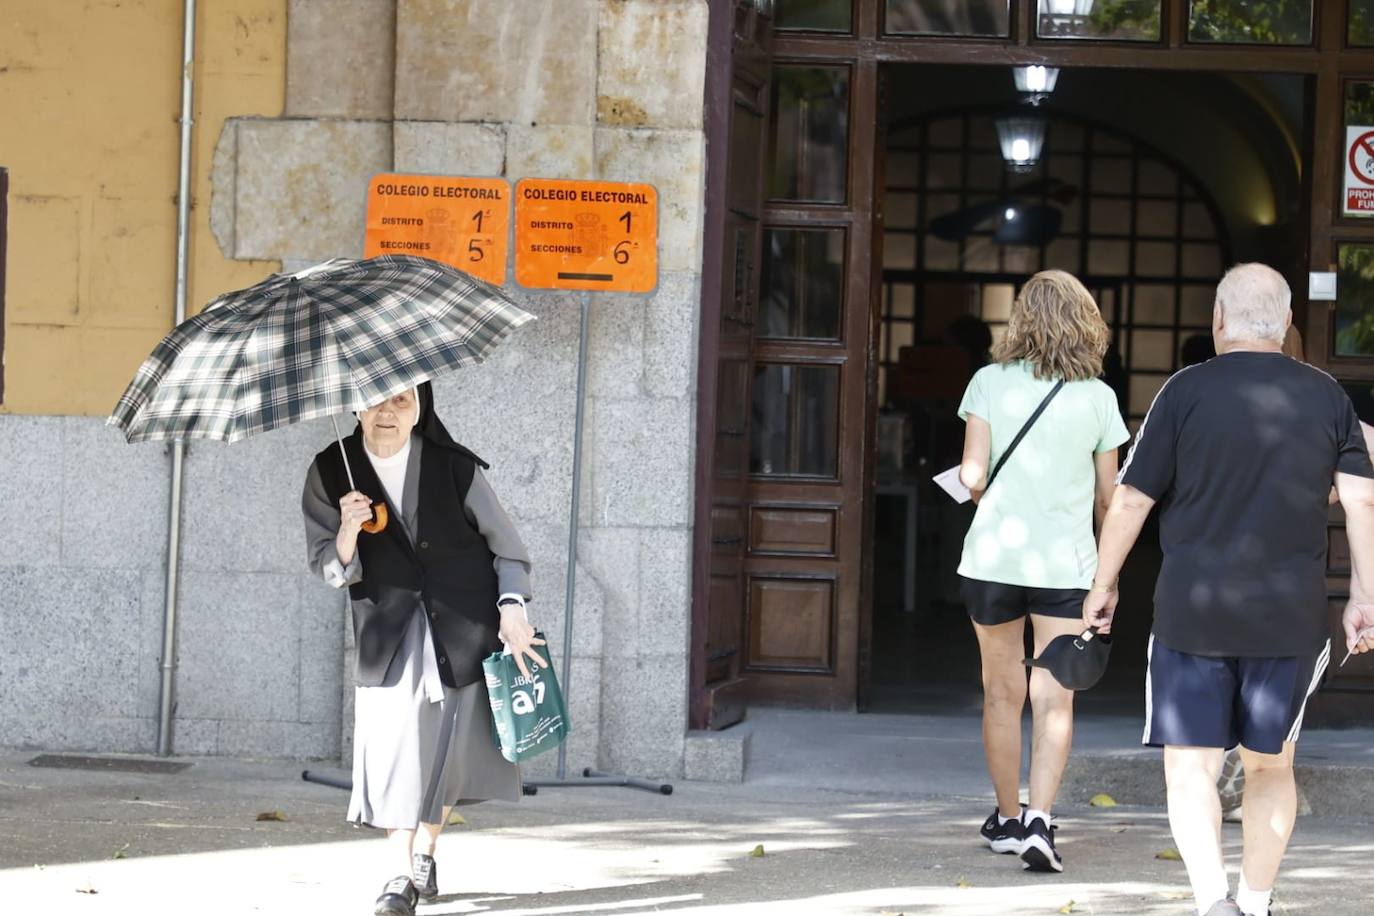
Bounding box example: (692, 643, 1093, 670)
(1019, 815, 1063, 873)
(1202, 900, 1244, 916)
(978, 807, 1025, 854)
(374, 876, 418, 916)
(412, 853, 438, 899)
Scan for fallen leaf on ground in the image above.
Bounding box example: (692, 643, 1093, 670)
(256, 811, 288, 822)
(75, 882, 98, 895)
(955, 876, 971, 888)
(749, 844, 765, 858)
(1059, 901, 1077, 914)
(1089, 793, 1118, 807)
(446, 811, 466, 826)
(1112, 826, 1128, 833)
(1155, 848, 1183, 861)
(112, 843, 129, 860)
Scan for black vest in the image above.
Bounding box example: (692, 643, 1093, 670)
(313, 431, 501, 689)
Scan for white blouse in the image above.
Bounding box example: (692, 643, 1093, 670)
(364, 437, 411, 514)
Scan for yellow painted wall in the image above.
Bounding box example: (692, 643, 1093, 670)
(0, 0, 286, 416)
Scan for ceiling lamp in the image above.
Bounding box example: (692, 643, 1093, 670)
(1046, 0, 1095, 13)
(995, 115, 1047, 173)
(1013, 65, 1059, 96)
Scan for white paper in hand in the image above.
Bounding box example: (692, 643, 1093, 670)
(933, 465, 972, 504)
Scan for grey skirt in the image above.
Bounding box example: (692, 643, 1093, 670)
(348, 607, 520, 829)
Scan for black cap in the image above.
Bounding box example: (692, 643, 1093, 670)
(1024, 628, 1112, 691)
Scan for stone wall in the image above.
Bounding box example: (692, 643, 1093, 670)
(0, 416, 344, 758)
(206, 0, 710, 776)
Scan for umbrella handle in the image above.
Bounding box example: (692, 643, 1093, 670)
(361, 502, 388, 535)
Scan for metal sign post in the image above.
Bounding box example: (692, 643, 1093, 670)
(509, 179, 668, 793)
(521, 293, 672, 796)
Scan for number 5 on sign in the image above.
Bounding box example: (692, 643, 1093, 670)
(514, 179, 658, 292)
(364, 174, 511, 285)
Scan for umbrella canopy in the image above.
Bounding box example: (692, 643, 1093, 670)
(109, 255, 535, 444)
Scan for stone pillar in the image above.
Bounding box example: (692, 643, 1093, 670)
(209, 0, 712, 776)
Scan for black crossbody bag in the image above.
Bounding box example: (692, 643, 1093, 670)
(984, 380, 1065, 491)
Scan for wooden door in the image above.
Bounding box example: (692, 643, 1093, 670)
(1305, 17, 1374, 723)
(735, 48, 879, 709)
(690, 0, 773, 730)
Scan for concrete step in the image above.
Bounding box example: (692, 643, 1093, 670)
(1061, 751, 1374, 818)
(732, 707, 1374, 819)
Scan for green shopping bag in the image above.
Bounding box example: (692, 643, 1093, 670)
(482, 632, 570, 763)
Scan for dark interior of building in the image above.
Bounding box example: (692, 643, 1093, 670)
(867, 63, 1309, 716)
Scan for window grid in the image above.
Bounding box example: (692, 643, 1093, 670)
(881, 113, 1230, 427)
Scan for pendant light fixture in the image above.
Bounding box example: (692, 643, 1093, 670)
(995, 114, 1047, 173)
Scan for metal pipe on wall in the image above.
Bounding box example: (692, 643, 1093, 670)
(157, 0, 197, 757)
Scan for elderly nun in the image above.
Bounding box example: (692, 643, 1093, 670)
(302, 382, 544, 916)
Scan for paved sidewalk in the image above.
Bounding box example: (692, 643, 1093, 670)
(743, 708, 1374, 815)
(0, 747, 1368, 916)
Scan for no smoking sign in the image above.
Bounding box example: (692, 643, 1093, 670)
(1346, 127, 1374, 215)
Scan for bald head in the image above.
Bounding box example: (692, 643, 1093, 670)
(1214, 263, 1291, 348)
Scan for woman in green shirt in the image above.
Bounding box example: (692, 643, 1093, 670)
(956, 270, 1130, 874)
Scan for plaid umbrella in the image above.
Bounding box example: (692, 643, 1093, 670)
(109, 255, 535, 445)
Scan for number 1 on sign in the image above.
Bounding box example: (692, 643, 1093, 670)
(620, 211, 632, 234)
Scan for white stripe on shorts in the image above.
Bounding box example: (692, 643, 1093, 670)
(1285, 640, 1331, 744)
(1141, 634, 1155, 745)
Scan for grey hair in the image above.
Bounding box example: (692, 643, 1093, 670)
(1215, 263, 1291, 344)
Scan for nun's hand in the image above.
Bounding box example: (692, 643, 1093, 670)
(499, 606, 548, 680)
(338, 491, 373, 537)
(335, 491, 373, 565)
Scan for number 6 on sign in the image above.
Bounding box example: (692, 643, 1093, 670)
(514, 178, 658, 292)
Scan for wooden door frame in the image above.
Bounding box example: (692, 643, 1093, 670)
(690, 0, 734, 731)
(691, 0, 777, 729)
(0, 167, 8, 405)
(693, 0, 1374, 724)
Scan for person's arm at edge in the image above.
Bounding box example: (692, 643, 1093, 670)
(960, 414, 991, 504)
(1082, 484, 1156, 634)
(1093, 449, 1118, 532)
(1336, 471, 1374, 655)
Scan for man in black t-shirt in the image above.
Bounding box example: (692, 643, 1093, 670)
(1084, 264, 1374, 916)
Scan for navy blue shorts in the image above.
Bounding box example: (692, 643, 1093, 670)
(1143, 636, 1331, 755)
(960, 576, 1086, 626)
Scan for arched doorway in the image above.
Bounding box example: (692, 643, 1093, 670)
(872, 103, 1237, 712)
(691, 0, 1374, 729)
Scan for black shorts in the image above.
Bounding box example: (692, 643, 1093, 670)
(1143, 636, 1331, 755)
(959, 576, 1087, 626)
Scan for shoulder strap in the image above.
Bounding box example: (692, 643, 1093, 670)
(986, 380, 1065, 491)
